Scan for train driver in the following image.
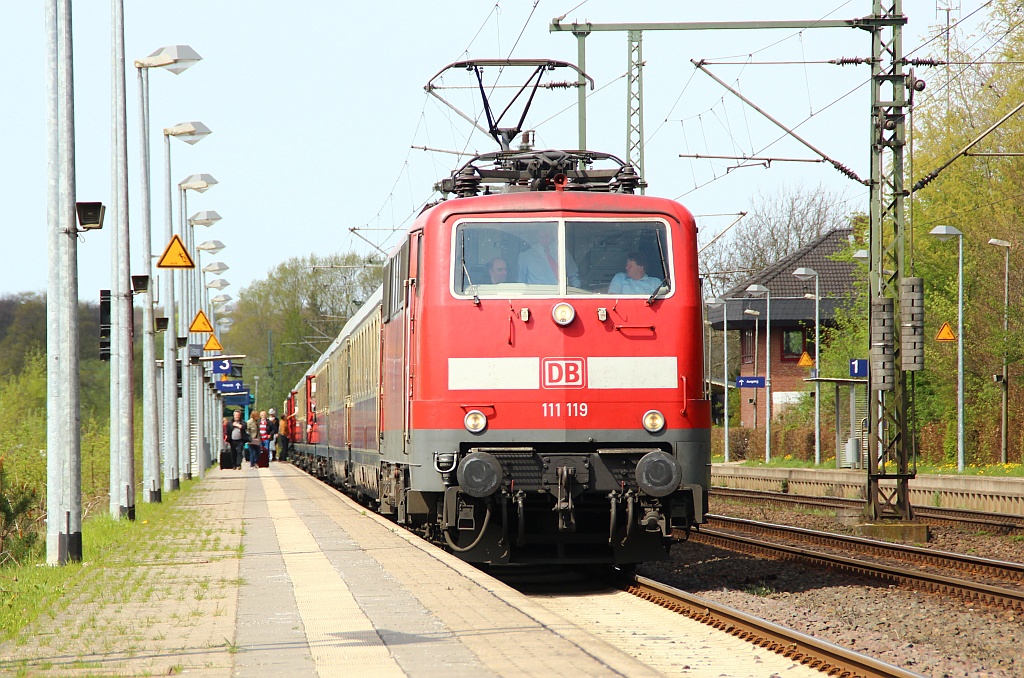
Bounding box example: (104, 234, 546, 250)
(486, 256, 509, 284)
(517, 224, 580, 287)
(608, 251, 662, 295)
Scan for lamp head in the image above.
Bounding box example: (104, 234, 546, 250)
(179, 173, 218, 191)
(988, 238, 1011, 248)
(203, 262, 230, 275)
(189, 210, 222, 226)
(852, 249, 869, 263)
(745, 284, 769, 296)
(743, 309, 760, 316)
(792, 267, 817, 281)
(136, 45, 202, 74)
(929, 225, 962, 242)
(163, 121, 211, 145)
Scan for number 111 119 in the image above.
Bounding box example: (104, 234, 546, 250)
(542, 403, 588, 417)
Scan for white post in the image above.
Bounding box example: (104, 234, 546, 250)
(765, 292, 772, 462)
(179, 187, 192, 481)
(723, 301, 729, 462)
(162, 133, 180, 491)
(113, 0, 135, 519)
(137, 66, 160, 502)
(45, 0, 64, 564)
(814, 275, 821, 465)
(59, 0, 82, 557)
(956, 234, 964, 472)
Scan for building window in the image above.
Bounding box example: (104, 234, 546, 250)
(741, 329, 753, 364)
(781, 328, 806, 361)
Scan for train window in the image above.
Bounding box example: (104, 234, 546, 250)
(453, 221, 560, 297)
(452, 219, 672, 298)
(565, 220, 671, 296)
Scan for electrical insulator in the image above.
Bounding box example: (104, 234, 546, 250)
(870, 297, 895, 391)
(901, 277, 925, 371)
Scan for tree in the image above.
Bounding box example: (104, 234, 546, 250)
(222, 251, 383, 412)
(700, 183, 854, 297)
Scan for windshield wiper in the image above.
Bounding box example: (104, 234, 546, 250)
(647, 232, 671, 305)
(461, 261, 480, 305)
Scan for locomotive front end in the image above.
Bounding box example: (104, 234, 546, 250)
(414, 188, 710, 565)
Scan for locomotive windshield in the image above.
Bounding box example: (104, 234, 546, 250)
(453, 219, 671, 298)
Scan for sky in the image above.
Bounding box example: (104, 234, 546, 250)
(0, 1, 992, 304)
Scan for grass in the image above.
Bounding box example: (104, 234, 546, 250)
(0, 478, 202, 642)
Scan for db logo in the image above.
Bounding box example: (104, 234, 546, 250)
(541, 358, 586, 389)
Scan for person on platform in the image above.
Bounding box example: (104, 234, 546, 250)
(225, 409, 247, 470)
(608, 251, 662, 295)
(517, 225, 579, 286)
(246, 410, 261, 468)
(266, 408, 281, 461)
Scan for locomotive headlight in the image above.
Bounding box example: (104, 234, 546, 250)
(551, 302, 576, 326)
(457, 451, 503, 497)
(635, 451, 682, 497)
(464, 410, 488, 433)
(642, 409, 666, 433)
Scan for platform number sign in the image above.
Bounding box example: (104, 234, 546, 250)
(849, 359, 868, 378)
(213, 358, 232, 375)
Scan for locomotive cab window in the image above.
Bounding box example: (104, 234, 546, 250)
(452, 219, 672, 298)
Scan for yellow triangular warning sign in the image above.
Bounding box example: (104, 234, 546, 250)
(189, 310, 214, 333)
(935, 322, 957, 342)
(203, 334, 223, 351)
(798, 351, 815, 367)
(156, 234, 195, 269)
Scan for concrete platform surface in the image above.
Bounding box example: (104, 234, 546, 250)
(2, 465, 659, 677)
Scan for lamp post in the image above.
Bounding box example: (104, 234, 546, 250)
(743, 308, 760, 430)
(177, 174, 217, 481)
(747, 284, 771, 461)
(254, 375, 261, 411)
(707, 298, 730, 461)
(794, 267, 821, 465)
(162, 122, 210, 492)
(930, 225, 965, 472)
(988, 238, 1011, 465)
(188, 213, 221, 479)
(135, 46, 201, 503)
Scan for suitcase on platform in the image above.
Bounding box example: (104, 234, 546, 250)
(220, 448, 233, 469)
(257, 449, 270, 468)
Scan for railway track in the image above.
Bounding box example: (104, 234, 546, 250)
(625, 575, 921, 678)
(710, 486, 1024, 533)
(685, 516, 1024, 611)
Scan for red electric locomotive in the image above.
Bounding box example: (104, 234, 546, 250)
(287, 60, 710, 565)
(287, 148, 710, 565)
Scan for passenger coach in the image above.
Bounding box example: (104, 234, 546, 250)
(288, 150, 711, 565)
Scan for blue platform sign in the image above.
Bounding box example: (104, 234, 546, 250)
(223, 394, 251, 407)
(212, 358, 232, 374)
(216, 380, 244, 392)
(849, 359, 868, 378)
(736, 376, 765, 388)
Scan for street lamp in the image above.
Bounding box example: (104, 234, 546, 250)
(161, 121, 211, 492)
(794, 267, 821, 465)
(176, 172, 217, 482)
(930, 225, 965, 472)
(743, 308, 760, 430)
(989, 238, 1011, 465)
(707, 298, 730, 461)
(135, 44, 202, 75)
(747, 284, 771, 461)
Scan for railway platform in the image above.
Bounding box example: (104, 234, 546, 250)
(3, 464, 831, 677)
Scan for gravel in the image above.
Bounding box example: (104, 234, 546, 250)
(639, 501, 1024, 677)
